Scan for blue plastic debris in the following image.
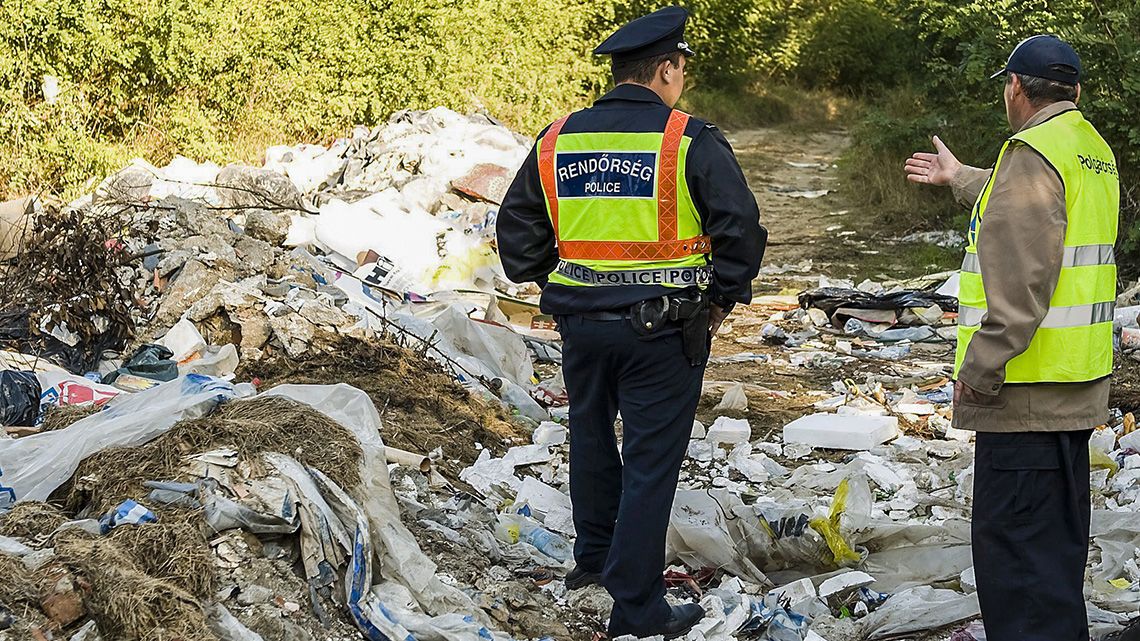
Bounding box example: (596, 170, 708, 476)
(99, 499, 158, 533)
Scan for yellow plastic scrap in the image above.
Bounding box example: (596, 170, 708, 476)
(809, 478, 862, 566)
(1090, 444, 1119, 477)
(1110, 578, 1132, 589)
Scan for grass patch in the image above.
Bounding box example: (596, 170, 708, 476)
(839, 84, 1004, 233)
(681, 79, 851, 131)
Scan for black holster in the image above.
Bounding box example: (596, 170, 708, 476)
(630, 290, 709, 365)
(668, 290, 710, 366)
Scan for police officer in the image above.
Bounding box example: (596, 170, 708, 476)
(905, 35, 1117, 641)
(497, 6, 766, 638)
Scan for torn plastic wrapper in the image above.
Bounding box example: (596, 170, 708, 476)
(808, 479, 864, 566)
(262, 384, 488, 625)
(859, 586, 980, 639)
(37, 371, 121, 413)
(667, 489, 772, 586)
(267, 453, 352, 588)
(99, 498, 158, 533)
(304, 465, 417, 641)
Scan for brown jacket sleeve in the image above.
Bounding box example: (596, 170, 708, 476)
(951, 166, 992, 209)
(956, 143, 1067, 395)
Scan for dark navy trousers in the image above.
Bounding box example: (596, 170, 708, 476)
(559, 314, 705, 637)
(972, 429, 1092, 641)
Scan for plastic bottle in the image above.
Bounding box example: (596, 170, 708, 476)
(490, 377, 549, 424)
(494, 513, 572, 562)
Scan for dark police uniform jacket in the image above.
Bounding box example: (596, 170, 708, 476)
(497, 84, 767, 315)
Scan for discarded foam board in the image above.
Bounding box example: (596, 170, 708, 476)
(768, 577, 816, 607)
(1120, 429, 1140, 452)
(706, 417, 750, 445)
(819, 571, 876, 598)
(960, 566, 976, 594)
(783, 413, 899, 450)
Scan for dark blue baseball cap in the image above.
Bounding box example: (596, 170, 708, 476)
(594, 6, 696, 63)
(990, 34, 1081, 84)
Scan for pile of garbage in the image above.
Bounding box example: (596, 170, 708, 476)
(1, 105, 1139, 641)
(0, 107, 566, 640)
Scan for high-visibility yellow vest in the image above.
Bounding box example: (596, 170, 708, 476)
(537, 110, 711, 288)
(956, 109, 1119, 383)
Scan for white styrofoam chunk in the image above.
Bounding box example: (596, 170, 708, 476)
(783, 413, 899, 450)
(819, 571, 876, 598)
(768, 577, 816, 605)
(1120, 429, 1140, 452)
(706, 417, 751, 445)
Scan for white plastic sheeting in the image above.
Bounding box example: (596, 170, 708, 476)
(859, 586, 980, 639)
(0, 374, 239, 505)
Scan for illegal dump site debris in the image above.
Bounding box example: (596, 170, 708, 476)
(0, 108, 1138, 641)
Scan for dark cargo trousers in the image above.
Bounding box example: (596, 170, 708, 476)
(558, 314, 705, 637)
(973, 430, 1093, 641)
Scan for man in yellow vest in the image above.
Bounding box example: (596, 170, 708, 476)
(497, 6, 766, 638)
(905, 35, 1118, 641)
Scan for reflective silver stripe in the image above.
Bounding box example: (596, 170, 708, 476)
(555, 260, 711, 287)
(960, 245, 1113, 275)
(959, 302, 1114, 329)
(958, 305, 986, 327)
(1039, 301, 1115, 328)
(961, 254, 980, 274)
(1064, 244, 1115, 268)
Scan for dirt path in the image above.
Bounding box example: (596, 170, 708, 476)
(726, 127, 959, 289)
(728, 128, 857, 267)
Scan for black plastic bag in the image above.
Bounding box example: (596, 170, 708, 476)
(102, 344, 178, 385)
(0, 370, 40, 426)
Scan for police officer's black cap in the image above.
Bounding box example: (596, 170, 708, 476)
(990, 34, 1081, 84)
(594, 6, 695, 64)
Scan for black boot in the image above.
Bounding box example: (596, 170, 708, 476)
(659, 603, 705, 640)
(565, 565, 602, 590)
(1103, 617, 1140, 641)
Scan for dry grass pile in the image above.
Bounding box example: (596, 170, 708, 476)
(64, 395, 362, 514)
(0, 515, 216, 640)
(40, 404, 101, 432)
(53, 526, 217, 641)
(0, 552, 38, 607)
(0, 501, 68, 539)
(241, 335, 524, 474)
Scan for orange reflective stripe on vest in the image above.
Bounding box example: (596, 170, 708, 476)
(538, 114, 571, 233)
(538, 109, 711, 261)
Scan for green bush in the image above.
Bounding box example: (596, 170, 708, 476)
(0, 0, 613, 198)
(837, 0, 1140, 275)
(785, 0, 914, 91)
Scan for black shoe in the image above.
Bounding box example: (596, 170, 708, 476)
(1103, 617, 1140, 641)
(565, 565, 602, 590)
(660, 603, 705, 640)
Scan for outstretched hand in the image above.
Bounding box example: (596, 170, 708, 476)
(904, 135, 962, 187)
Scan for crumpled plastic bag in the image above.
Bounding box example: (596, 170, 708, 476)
(667, 489, 771, 586)
(0, 370, 39, 426)
(809, 478, 866, 566)
(714, 382, 749, 411)
(1091, 444, 1120, 476)
(859, 586, 980, 639)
